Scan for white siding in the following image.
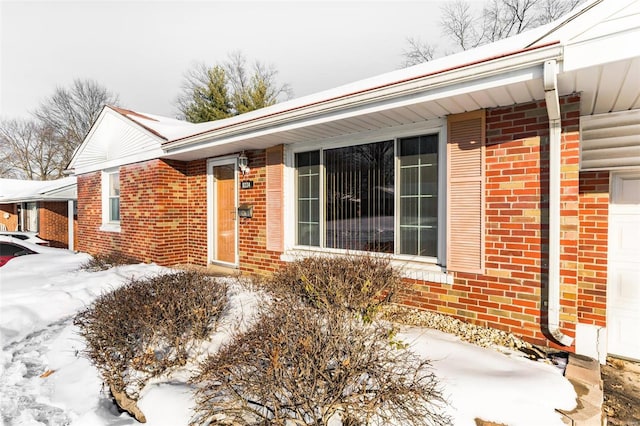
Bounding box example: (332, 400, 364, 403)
(580, 109, 640, 171)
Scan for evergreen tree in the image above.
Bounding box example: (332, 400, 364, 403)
(176, 52, 291, 123)
(183, 66, 232, 123)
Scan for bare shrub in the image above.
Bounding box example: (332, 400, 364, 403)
(265, 255, 401, 320)
(81, 251, 138, 271)
(75, 272, 228, 399)
(191, 303, 450, 426)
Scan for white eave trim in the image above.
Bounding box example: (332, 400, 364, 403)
(71, 148, 166, 176)
(163, 44, 563, 154)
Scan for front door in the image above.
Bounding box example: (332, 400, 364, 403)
(608, 172, 640, 360)
(209, 160, 238, 265)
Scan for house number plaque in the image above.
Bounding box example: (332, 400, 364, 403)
(241, 180, 254, 189)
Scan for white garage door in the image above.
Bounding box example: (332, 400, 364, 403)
(608, 172, 640, 360)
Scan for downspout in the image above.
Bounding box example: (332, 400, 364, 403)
(544, 59, 574, 346)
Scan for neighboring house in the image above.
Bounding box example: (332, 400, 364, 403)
(0, 177, 78, 249)
(67, 0, 640, 362)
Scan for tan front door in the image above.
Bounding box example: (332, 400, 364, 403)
(212, 163, 237, 264)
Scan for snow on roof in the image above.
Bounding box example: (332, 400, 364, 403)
(0, 177, 77, 203)
(109, 106, 199, 141)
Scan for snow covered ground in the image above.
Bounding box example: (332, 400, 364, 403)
(0, 251, 577, 426)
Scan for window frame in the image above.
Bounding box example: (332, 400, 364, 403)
(101, 168, 121, 232)
(396, 134, 441, 259)
(294, 150, 322, 247)
(289, 122, 447, 265)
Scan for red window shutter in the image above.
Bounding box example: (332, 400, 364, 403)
(447, 110, 485, 274)
(266, 145, 284, 252)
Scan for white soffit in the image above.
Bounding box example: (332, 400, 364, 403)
(71, 108, 165, 174)
(581, 109, 640, 171)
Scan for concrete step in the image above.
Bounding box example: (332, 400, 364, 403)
(557, 353, 605, 426)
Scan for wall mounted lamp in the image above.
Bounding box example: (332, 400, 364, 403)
(238, 151, 250, 175)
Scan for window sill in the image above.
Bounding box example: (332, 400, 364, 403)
(99, 223, 121, 233)
(281, 248, 452, 284)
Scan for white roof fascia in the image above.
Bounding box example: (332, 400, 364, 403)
(40, 183, 77, 201)
(0, 180, 77, 203)
(164, 43, 562, 155)
(1, 194, 75, 203)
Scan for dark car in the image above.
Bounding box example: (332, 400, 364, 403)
(0, 239, 36, 267)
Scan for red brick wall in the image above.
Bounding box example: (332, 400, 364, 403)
(186, 159, 208, 265)
(577, 171, 609, 326)
(237, 149, 283, 275)
(399, 95, 583, 349)
(77, 153, 284, 274)
(39, 201, 72, 248)
(77, 159, 188, 264)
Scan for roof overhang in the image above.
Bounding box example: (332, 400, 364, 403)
(158, 0, 639, 163)
(162, 44, 563, 162)
(0, 181, 77, 204)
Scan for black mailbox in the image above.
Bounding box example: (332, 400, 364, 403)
(238, 204, 253, 218)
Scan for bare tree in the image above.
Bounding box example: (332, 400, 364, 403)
(224, 51, 292, 115)
(441, 0, 481, 51)
(403, 0, 584, 65)
(402, 37, 437, 67)
(479, 0, 539, 44)
(0, 119, 63, 180)
(534, 0, 583, 24)
(34, 79, 119, 167)
(0, 79, 118, 180)
(176, 51, 292, 123)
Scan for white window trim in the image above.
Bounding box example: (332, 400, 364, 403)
(284, 119, 449, 278)
(100, 168, 121, 233)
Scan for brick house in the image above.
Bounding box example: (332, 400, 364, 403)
(0, 177, 78, 249)
(68, 0, 640, 362)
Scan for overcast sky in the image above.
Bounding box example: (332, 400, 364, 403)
(0, 0, 457, 120)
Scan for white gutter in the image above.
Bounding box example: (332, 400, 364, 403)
(544, 59, 574, 346)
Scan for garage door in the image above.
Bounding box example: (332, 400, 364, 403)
(608, 172, 640, 360)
